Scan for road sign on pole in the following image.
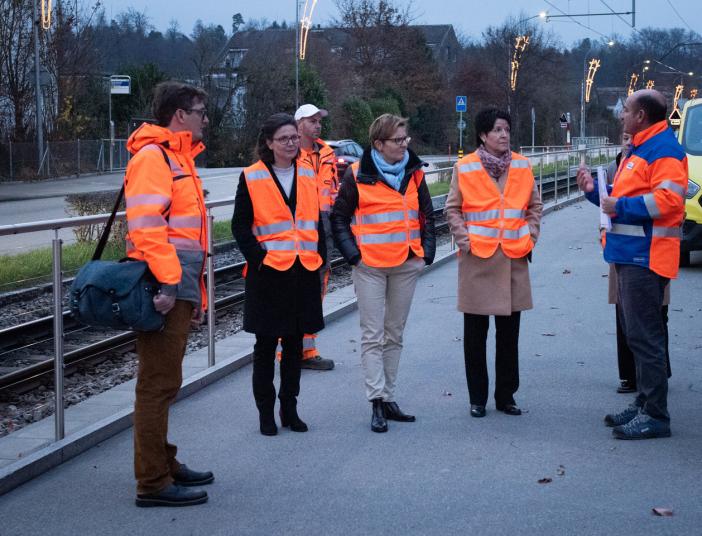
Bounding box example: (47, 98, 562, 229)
(455, 96, 467, 113)
(110, 75, 131, 95)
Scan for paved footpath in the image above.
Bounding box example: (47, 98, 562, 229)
(0, 202, 701, 535)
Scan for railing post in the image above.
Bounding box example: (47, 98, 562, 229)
(52, 233, 65, 440)
(538, 155, 543, 199)
(554, 156, 559, 205)
(206, 211, 216, 367)
(8, 140, 13, 181)
(76, 139, 81, 177)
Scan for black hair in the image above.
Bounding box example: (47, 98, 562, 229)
(635, 94, 667, 124)
(474, 108, 512, 147)
(151, 81, 208, 127)
(255, 113, 299, 164)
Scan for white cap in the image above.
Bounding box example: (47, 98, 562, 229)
(294, 104, 328, 121)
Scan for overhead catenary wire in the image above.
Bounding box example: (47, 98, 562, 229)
(543, 0, 610, 40)
(664, 0, 696, 34)
(599, 0, 641, 34)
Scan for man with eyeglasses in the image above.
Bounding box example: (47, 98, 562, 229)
(125, 81, 213, 507)
(293, 104, 338, 371)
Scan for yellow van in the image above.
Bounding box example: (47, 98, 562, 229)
(678, 98, 702, 266)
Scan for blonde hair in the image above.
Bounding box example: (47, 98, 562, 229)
(368, 114, 408, 146)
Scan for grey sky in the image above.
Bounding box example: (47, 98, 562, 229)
(96, 0, 700, 46)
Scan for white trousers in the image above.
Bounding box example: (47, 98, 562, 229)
(351, 256, 425, 401)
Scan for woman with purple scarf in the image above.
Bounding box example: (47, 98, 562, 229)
(444, 108, 543, 419)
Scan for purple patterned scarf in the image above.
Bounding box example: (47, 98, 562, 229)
(477, 146, 512, 179)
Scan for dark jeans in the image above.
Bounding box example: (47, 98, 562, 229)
(616, 264, 670, 422)
(463, 312, 521, 407)
(616, 304, 671, 385)
(252, 334, 303, 417)
(134, 300, 193, 495)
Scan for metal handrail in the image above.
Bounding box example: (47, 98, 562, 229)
(0, 159, 591, 442)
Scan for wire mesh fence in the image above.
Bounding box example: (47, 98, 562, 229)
(0, 139, 130, 181)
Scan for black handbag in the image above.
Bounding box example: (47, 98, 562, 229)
(69, 185, 165, 332)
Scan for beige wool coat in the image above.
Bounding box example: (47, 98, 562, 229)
(444, 158, 543, 316)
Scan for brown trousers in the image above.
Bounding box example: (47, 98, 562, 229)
(134, 300, 193, 494)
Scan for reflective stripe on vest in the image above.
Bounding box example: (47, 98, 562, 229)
(609, 223, 646, 237)
(243, 160, 322, 272)
(457, 152, 534, 259)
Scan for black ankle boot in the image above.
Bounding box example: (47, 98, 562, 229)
(371, 398, 388, 433)
(259, 412, 278, 436)
(280, 404, 308, 432)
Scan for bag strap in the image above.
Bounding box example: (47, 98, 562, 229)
(92, 145, 172, 261)
(92, 185, 125, 261)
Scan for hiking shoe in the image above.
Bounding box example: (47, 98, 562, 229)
(612, 413, 671, 440)
(301, 356, 335, 370)
(604, 405, 639, 427)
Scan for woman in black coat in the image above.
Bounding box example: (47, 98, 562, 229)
(231, 113, 326, 436)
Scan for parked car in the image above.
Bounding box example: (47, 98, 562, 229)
(678, 98, 702, 266)
(325, 139, 364, 181)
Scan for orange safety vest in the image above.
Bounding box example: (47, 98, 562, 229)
(350, 161, 425, 268)
(457, 151, 534, 259)
(124, 123, 208, 309)
(244, 159, 322, 272)
(299, 139, 338, 212)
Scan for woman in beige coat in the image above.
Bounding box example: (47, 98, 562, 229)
(445, 108, 543, 418)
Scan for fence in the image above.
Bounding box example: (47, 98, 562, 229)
(0, 139, 130, 182)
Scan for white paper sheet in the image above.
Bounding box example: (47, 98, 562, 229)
(597, 166, 611, 231)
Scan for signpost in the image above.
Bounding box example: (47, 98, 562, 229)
(669, 108, 681, 128)
(108, 75, 131, 171)
(456, 96, 467, 159)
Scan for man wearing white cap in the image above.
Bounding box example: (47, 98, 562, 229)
(294, 104, 337, 370)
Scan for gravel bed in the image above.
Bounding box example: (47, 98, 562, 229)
(0, 230, 450, 438)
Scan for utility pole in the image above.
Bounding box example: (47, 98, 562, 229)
(33, 0, 45, 172)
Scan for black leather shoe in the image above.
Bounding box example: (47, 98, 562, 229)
(383, 401, 416, 422)
(371, 398, 388, 433)
(135, 484, 208, 508)
(173, 464, 214, 486)
(497, 404, 522, 416)
(617, 380, 637, 394)
(280, 408, 308, 432)
(259, 414, 278, 436)
(470, 405, 486, 418)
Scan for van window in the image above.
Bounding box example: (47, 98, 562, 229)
(682, 104, 702, 156)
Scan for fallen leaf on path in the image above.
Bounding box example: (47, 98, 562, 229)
(453, 336, 462, 341)
(556, 465, 565, 476)
(652, 508, 674, 517)
(442, 390, 452, 397)
(562, 269, 572, 274)
(537, 478, 552, 484)
(541, 333, 556, 337)
(601, 274, 608, 278)
(576, 361, 585, 366)
(534, 353, 543, 357)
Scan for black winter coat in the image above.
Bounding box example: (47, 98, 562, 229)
(231, 162, 326, 336)
(330, 148, 436, 266)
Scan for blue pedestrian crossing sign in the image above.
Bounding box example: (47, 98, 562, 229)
(456, 96, 467, 113)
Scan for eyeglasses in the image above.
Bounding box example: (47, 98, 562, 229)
(184, 108, 208, 119)
(273, 135, 301, 145)
(384, 136, 411, 146)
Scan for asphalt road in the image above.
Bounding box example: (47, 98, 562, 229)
(0, 201, 700, 535)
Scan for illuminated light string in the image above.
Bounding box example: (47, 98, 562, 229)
(627, 73, 639, 95)
(299, 0, 318, 60)
(585, 58, 601, 103)
(673, 84, 684, 110)
(646, 80, 655, 90)
(510, 35, 529, 92)
(41, 0, 52, 30)
(691, 88, 699, 99)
